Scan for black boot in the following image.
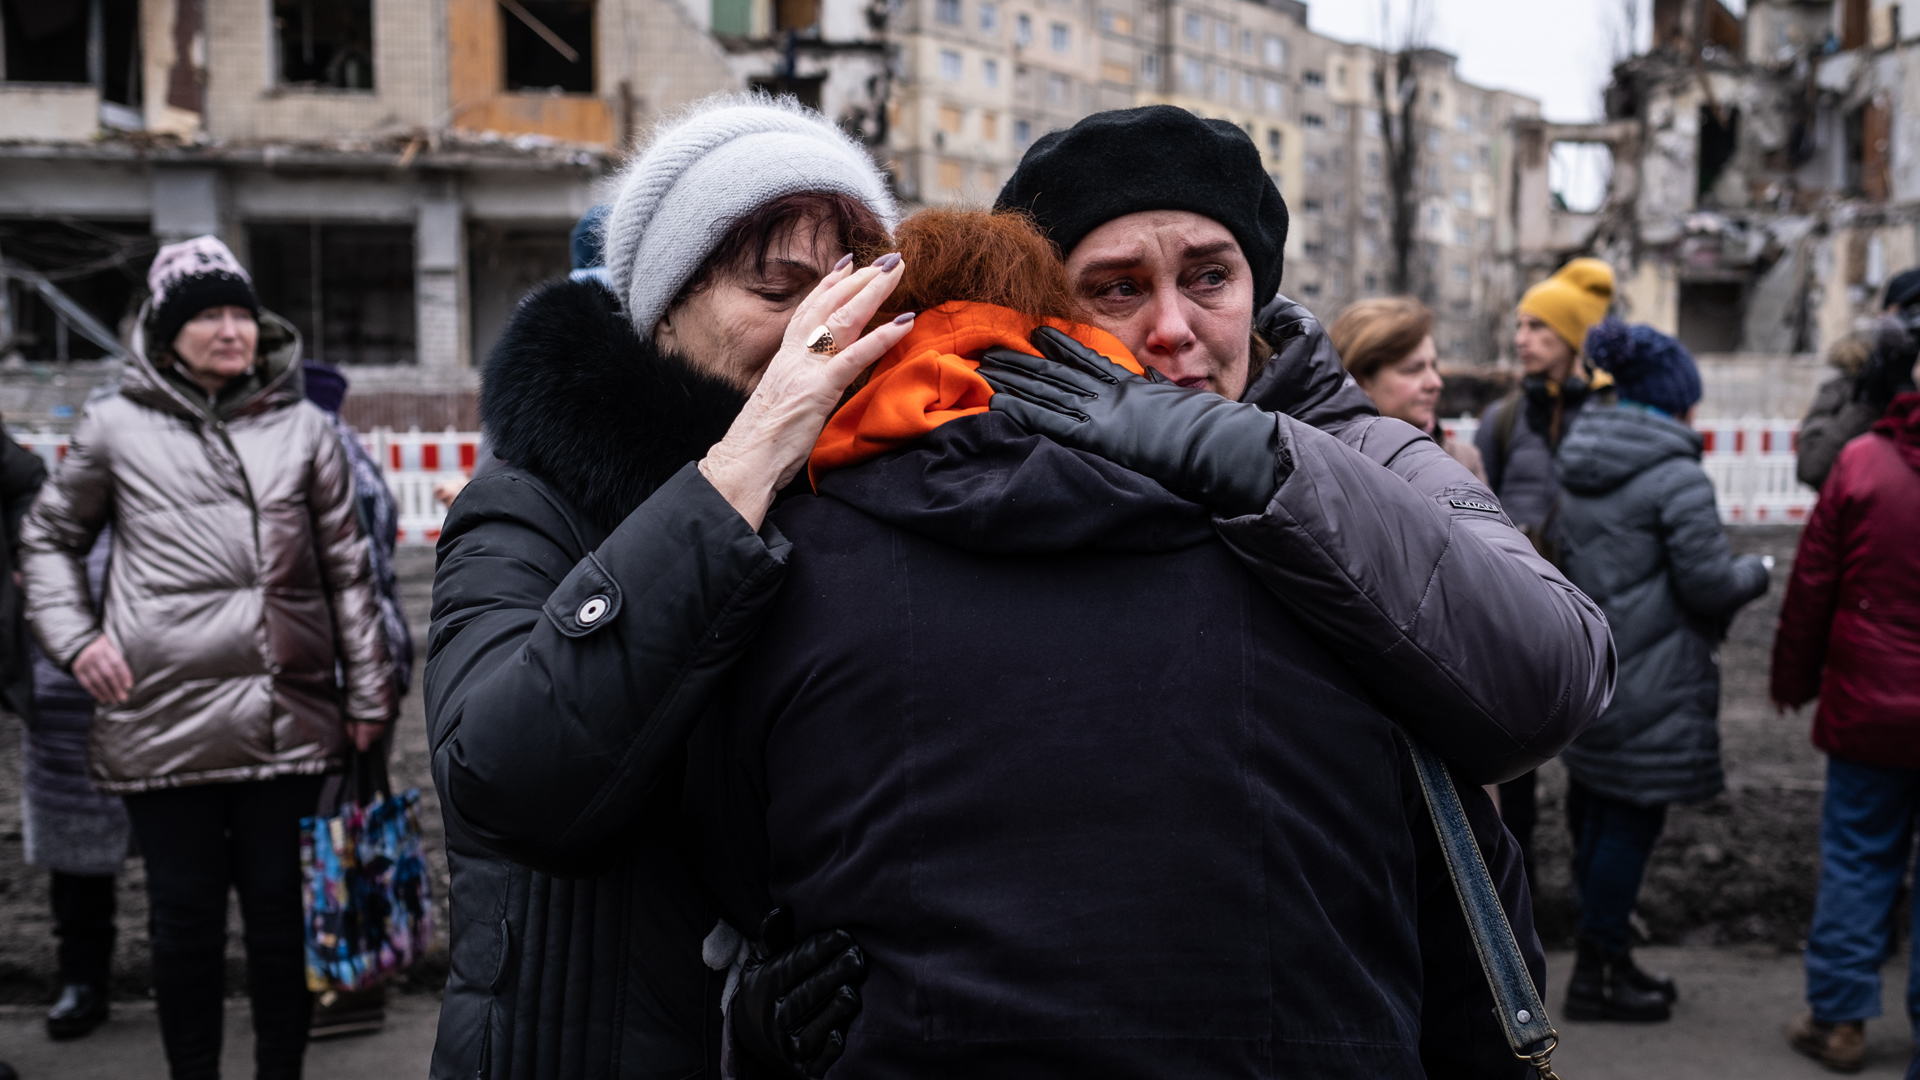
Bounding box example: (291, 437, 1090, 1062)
(1614, 949, 1677, 1004)
(46, 982, 110, 1039)
(1563, 938, 1671, 1022)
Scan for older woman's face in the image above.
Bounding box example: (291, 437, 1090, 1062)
(654, 211, 846, 392)
(1356, 334, 1443, 432)
(172, 305, 258, 390)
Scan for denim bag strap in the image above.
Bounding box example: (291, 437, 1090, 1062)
(1407, 739, 1563, 1079)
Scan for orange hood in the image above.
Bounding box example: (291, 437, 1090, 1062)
(808, 302, 1144, 486)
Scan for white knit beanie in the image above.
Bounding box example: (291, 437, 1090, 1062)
(604, 93, 900, 338)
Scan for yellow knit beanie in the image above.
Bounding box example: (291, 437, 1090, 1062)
(1518, 258, 1615, 352)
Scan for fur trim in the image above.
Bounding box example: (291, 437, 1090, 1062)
(480, 278, 750, 534)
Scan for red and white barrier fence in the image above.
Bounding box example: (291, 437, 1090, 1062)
(1439, 415, 1815, 525)
(13, 416, 1821, 541)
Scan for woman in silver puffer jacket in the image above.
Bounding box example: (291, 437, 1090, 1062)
(20, 235, 392, 1080)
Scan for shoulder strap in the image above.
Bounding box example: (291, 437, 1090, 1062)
(1407, 739, 1563, 1079)
(1494, 387, 1525, 463)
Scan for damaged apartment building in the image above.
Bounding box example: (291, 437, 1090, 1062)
(1514, 0, 1920, 359)
(1, 0, 1535, 425)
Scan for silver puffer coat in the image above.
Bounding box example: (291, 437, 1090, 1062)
(20, 308, 392, 794)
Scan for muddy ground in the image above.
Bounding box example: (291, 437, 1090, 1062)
(0, 527, 1822, 1004)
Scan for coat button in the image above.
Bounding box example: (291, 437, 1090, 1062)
(576, 595, 610, 625)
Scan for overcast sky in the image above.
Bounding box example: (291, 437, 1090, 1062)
(1305, 0, 1683, 207)
(1305, 0, 1665, 123)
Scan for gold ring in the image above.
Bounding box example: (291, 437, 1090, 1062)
(805, 325, 837, 356)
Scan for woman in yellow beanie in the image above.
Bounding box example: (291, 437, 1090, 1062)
(1472, 255, 1615, 895)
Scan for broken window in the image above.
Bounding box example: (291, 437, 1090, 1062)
(248, 223, 417, 366)
(1845, 100, 1890, 201)
(1696, 106, 1738, 204)
(1549, 142, 1613, 213)
(3, 0, 142, 105)
(1840, 0, 1868, 50)
(774, 0, 819, 33)
(1676, 280, 1744, 354)
(273, 0, 374, 89)
(503, 0, 594, 94)
(0, 218, 152, 363)
(467, 223, 571, 368)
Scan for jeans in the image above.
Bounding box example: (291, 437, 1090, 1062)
(1805, 757, 1920, 1031)
(124, 776, 325, 1080)
(51, 871, 117, 989)
(1569, 779, 1668, 953)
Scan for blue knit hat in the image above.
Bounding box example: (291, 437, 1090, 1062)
(1584, 319, 1702, 418)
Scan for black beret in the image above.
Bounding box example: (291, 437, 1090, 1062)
(995, 105, 1289, 306)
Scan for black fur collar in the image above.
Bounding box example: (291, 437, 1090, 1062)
(480, 278, 750, 534)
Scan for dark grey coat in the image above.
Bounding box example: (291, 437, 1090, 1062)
(1553, 405, 1770, 806)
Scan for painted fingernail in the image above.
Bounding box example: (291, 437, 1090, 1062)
(892, 311, 917, 325)
(833, 253, 854, 271)
(873, 252, 902, 271)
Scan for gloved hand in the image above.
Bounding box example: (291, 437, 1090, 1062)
(731, 909, 867, 1080)
(978, 326, 1285, 516)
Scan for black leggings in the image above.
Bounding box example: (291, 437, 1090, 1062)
(124, 776, 325, 1080)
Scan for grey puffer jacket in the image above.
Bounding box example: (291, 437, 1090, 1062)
(1553, 404, 1770, 806)
(1227, 299, 1617, 783)
(20, 309, 392, 793)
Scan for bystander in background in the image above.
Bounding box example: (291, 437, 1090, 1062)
(1475, 257, 1618, 892)
(1797, 268, 1920, 491)
(1329, 295, 1487, 484)
(19, 236, 394, 1080)
(1773, 347, 1920, 1076)
(301, 360, 413, 1039)
(1553, 319, 1770, 1024)
(0, 431, 128, 1045)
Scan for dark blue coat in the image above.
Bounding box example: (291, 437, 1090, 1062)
(1554, 404, 1770, 806)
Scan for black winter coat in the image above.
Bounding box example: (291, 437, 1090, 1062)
(427, 279, 769, 1080)
(685, 411, 1544, 1079)
(427, 284, 1585, 1079)
(1555, 404, 1770, 806)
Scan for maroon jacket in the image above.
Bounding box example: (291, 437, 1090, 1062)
(1772, 392, 1920, 766)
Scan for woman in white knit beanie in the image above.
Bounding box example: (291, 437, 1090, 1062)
(427, 93, 908, 1080)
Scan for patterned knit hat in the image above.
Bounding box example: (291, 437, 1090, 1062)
(146, 235, 259, 355)
(602, 94, 899, 338)
(1584, 319, 1702, 418)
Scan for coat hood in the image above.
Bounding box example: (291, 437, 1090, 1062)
(125, 300, 305, 422)
(479, 277, 750, 534)
(1872, 391, 1920, 472)
(808, 302, 1143, 487)
(816, 411, 1212, 555)
(806, 301, 1199, 553)
(1554, 403, 1703, 496)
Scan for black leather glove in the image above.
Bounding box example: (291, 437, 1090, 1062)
(978, 326, 1285, 516)
(731, 909, 867, 1080)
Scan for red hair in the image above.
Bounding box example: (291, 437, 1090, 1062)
(860, 209, 1078, 326)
